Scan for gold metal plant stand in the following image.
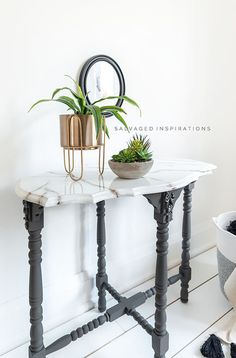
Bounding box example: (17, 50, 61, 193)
(62, 115, 106, 181)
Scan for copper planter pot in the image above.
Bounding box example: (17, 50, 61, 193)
(60, 114, 103, 149)
(59, 114, 105, 180)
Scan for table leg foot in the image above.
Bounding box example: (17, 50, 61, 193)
(28, 347, 46, 358)
(152, 331, 169, 358)
(179, 183, 194, 303)
(96, 201, 108, 313)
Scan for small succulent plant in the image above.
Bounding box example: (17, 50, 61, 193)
(112, 134, 152, 163)
(112, 148, 137, 163)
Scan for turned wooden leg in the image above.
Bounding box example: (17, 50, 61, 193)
(96, 201, 108, 312)
(179, 183, 194, 303)
(145, 190, 182, 358)
(153, 220, 170, 358)
(23, 201, 46, 358)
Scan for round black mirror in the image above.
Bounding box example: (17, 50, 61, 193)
(79, 55, 126, 117)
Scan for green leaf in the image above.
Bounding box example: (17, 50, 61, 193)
(64, 74, 80, 92)
(52, 87, 85, 112)
(101, 116, 110, 138)
(135, 149, 153, 161)
(83, 106, 89, 115)
(64, 75, 87, 112)
(112, 148, 136, 163)
(128, 134, 151, 151)
(100, 105, 127, 114)
(52, 88, 84, 109)
(94, 106, 103, 137)
(52, 87, 77, 99)
(28, 96, 80, 113)
(121, 95, 141, 114)
(86, 105, 102, 137)
(105, 109, 129, 130)
(55, 96, 80, 113)
(28, 99, 52, 112)
(77, 85, 86, 102)
(92, 95, 141, 116)
(65, 75, 85, 99)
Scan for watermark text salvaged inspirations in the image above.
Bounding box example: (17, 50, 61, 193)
(114, 125, 212, 133)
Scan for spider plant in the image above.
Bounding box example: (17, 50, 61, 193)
(29, 75, 141, 138)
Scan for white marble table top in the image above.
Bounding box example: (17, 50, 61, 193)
(15, 159, 216, 207)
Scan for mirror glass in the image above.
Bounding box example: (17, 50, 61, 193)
(79, 55, 126, 117)
(86, 61, 120, 105)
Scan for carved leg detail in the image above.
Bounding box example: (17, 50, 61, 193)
(152, 221, 169, 358)
(145, 190, 182, 358)
(96, 201, 108, 312)
(23, 201, 46, 358)
(179, 183, 194, 303)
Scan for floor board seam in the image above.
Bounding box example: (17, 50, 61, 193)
(2, 248, 218, 357)
(85, 274, 219, 357)
(170, 308, 233, 357)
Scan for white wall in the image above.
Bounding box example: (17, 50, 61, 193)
(1, 0, 236, 354)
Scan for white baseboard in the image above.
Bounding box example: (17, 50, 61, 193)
(104, 219, 215, 294)
(0, 221, 216, 355)
(0, 271, 93, 355)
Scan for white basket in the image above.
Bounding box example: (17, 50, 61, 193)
(213, 212, 236, 297)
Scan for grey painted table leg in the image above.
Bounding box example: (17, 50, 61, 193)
(179, 183, 194, 303)
(23, 201, 46, 358)
(96, 200, 108, 312)
(145, 190, 182, 358)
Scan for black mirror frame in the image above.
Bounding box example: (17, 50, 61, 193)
(79, 55, 126, 118)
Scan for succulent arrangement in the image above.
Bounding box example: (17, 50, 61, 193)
(112, 134, 152, 163)
(29, 75, 141, 137)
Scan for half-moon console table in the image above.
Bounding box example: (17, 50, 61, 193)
(15, 159, 216, 358)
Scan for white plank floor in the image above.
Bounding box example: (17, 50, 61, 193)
(2, 247, 233, 358)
